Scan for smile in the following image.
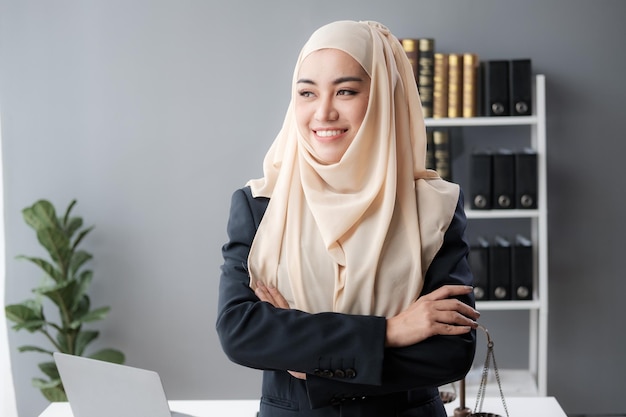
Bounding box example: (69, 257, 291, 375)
(315, 129, 346, 138)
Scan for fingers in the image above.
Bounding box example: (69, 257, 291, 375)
(435, 298, 481, 322)
(431, 303, 480, 329)
(255, 281, 290, 309)
(421, 284, 474, 301)
(419, 285, 481, 322)
(288, 371, 307, 380)
(433, 322, 476, 336)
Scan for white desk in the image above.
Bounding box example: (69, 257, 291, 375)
(443, 396, 567, 417)
(39, 397, 567, 417)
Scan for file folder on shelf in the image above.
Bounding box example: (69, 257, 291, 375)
(512, 235, 533, 300)
(489, 236, 512, 301)
(515, 148, 538, 209)
(469, 237, 490, 301)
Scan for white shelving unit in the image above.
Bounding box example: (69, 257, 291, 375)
(426, 75, 548, 396)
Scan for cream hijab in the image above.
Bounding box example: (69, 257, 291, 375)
(247, 20, 459, 317)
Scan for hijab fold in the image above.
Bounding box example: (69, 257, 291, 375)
(247, 21, 459, 317)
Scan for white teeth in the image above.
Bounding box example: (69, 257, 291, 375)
(316, 130, 344, 137)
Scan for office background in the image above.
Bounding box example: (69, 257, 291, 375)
(2, 1, 625, 416)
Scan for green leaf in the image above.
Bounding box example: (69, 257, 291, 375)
(88, 348, 125, 364)
(62, 200, 77, 227)
(22, 200, 59, 232)
(41, 385, 67, 402)
(69, 250, 92, 279)
(71, 294, 90, 322)
(71, 226, 94, 251)
(5, 303, 45, 332)
(71, 306, 110, 329)
(36, 227, 71, 272)
(75, 330, 99, 356)
(15, 255, 63, 282)
(33, 377, 67, 402)
(36, 280, 77, 313)
(56, 331, 70, 353)
(18, 345, 54, 355)
(72, 271, 93, 311)
(64, 216, 83, 239)
(32, 377, 61, 389)
(39, 361, 60, 379)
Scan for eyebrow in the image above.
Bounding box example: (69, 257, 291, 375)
(296, 76, 365, 85)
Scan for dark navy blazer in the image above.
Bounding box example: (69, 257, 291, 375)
(216, 186, 476, 417)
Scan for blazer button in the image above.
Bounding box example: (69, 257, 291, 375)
(334, 369, 345, 378)
(344, 368, 357, 378)
(313, 369, 323, 376)
(322, 369, 334, 378)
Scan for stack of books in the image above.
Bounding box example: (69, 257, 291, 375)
(400, 38, 533, 119)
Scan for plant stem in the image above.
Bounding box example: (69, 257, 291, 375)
(39, 328, 63, 353)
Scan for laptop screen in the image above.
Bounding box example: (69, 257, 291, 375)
(54, 352, 177, 417)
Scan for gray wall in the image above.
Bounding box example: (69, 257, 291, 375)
(2, 1, 625, 416)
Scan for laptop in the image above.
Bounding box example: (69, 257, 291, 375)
(54, 352, 196, 417)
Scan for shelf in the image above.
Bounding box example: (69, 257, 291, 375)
(425, 115, 538, 127)
(466, 208, 540, 219)
(476, 300, 541, 311)
(432, 75, 548, 396)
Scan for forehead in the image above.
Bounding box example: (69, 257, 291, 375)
(298, 49, 368, 78)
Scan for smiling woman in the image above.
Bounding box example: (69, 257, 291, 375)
(216, 20, 478, 417)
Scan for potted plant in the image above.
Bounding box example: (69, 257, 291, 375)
(5, 199, 124, 401)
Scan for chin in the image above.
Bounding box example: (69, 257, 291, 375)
(313, 145, 348, 164)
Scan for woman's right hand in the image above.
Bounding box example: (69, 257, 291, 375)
(385, 285, 480, 348)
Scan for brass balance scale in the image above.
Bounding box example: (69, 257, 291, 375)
(440, 325, 510, 417)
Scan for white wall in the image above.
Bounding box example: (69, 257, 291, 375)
(2, 1, 625, 416)
(1, 116, 18, 417)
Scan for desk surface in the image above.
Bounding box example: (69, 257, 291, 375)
(40, 397, 567, 417)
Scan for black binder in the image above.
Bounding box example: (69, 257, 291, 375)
(515, 148, 538, 209)
(489, 236, 512, 300)
(482, 60, 510, 116)
(510, 59, 532, 116)
(511, 235, 533, 300)
(469, 237, 490, 301)
(492, 149, 515, 209)
(470, 150, 493, 210)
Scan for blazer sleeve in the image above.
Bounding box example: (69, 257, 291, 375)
(215, 187, 476, 409)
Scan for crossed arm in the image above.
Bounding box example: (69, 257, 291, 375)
(255, 282, 479, 380)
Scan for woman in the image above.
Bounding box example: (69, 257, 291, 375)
(216, 20, 479, 417)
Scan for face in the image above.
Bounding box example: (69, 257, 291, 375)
(295, 49, 371, 164)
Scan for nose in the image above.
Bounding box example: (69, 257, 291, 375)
(314, 96, 339, 121)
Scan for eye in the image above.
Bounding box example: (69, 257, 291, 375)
(297, 90, 315, 98)
(337, 89, 357, 96)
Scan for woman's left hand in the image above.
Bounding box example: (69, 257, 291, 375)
(254, 281, 306, 380)
(254, 280, 290, 309)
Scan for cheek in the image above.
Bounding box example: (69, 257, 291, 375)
(353, 99, 369, 127)
(294, 102, 310, 129)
